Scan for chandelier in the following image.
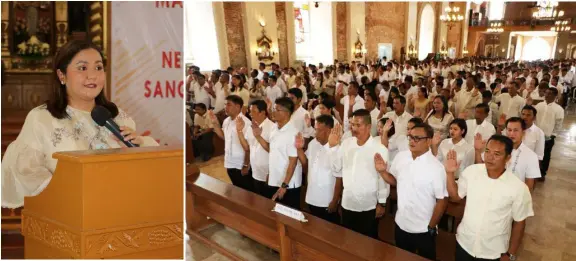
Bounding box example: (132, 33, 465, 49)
(486, 21, 504, 33)
(532, 0, 564, 19)
(440, 3, 464, 30)
(551, 20, 571, 32)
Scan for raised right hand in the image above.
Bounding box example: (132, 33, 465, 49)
(474, 133, 486, 151)
(374, 153, 388, 173)
(444, 149, 461, 173)
(328, 123, 343, 147)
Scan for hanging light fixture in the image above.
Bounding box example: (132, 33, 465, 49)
(486, 21, 504, 33)
(440, 2, 464, 30)
(551, 19, 571, 32)
(532, 0, 564, 20)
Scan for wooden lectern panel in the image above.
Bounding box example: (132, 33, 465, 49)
(21, 146, 184, 259)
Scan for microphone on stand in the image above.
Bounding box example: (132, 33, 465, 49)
(91, 105, 139, 147)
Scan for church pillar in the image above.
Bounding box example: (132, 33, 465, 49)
(212, 2, 230, 69)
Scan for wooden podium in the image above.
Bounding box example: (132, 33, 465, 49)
(21, 146, 184, 259)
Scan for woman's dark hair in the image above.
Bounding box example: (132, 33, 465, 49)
(47, 40, 118, 119)
(231, 75, 244, 92)
(449, 118, 468, 137)
(429, 95, 449, 121)
(419, 87, 428, 99)
(379, 118, 395, 138)
(387, 87, 400, 110)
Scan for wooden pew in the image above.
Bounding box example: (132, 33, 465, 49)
(187, 173, 428, 261)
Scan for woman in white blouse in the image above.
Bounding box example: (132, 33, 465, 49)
(425, 95, 454, 140)
(1, 40, 159, 209)
(431, 118, 474, 179)
(231, 74, 250, 112)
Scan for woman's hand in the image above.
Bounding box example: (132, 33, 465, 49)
(112, 126, 144, 147)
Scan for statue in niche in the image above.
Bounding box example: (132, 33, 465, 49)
(26, 6, 39, 36)
(256, 29, 274, 61)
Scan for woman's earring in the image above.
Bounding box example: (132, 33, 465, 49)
(61, 81, 65, 85)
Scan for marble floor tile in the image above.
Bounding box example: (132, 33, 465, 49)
(188, 107, 576, 261)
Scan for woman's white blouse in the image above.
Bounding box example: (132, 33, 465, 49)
(1, 105, 159, 208)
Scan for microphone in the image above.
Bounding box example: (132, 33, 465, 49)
(91, 105, 139, 147)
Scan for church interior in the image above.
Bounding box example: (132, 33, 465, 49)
(185, 1, 576, 261)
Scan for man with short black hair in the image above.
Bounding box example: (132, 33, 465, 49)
(329, 109, 390, 238)
(376, 122, 447, 260)
(296, 115, 343, 224)
(236, 100, 276, 196)
(191, 103, 215, 162)
(266, 76, 283, 105)
(519, 105, 545, 160)
(464, 103, 496, 145)
(534, 88, 564, 180)
(209, 95, 253, 191)
(288, 88, 314, 137)
(445, 135, 533, 261)
(268, 97, 303, 209)
(383, 96, 413, 137)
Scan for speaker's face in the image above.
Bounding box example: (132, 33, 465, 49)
(62, 48, 106, 102)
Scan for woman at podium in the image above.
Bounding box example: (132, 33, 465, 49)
(1, 40, 159, 209)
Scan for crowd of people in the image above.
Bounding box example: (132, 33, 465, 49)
(186, 57, 575, 261)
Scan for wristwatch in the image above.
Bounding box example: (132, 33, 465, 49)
(281, 182, 289, 189)
(427, 226, 438, 237)
(503, 252, 517, 261)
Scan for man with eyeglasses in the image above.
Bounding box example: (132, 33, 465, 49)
(268, 97, 303, 210)
(375, 123, 447, 260)
(475, 117, 540, 192)
(328, 109, 390, 239)
(445, 135, 533, 261)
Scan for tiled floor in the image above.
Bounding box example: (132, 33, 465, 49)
(187, 106, 576, 261)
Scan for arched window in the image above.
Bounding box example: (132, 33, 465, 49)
(185, 2, 221, 71)
(522, 37, 552, 61)
(418, 4, 435, 60)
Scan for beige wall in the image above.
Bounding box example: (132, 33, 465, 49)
(213, 2, 230, 69)
(347, 2, 366, 63)
(242, 2, 280, 69)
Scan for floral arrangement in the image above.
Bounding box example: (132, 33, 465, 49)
(14, 17, 27, 36)
(17, 35, 50, 57)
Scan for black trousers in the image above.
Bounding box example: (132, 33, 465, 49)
(455, 242, 499, 261)
(226, 168, 254, 192)
(540, 137, 555, 177)
(341, 208, 378, 239)
(268, 186, 301, 210)
(394, 223, 436, 260)
(192, 132, 214, 161)
(252, 179, 268, 197)
(308, 204, 340, 225)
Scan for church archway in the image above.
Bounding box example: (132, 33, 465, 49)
(418, 4, 435, 60)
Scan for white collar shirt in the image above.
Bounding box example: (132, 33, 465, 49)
(507, 143, 541, 182)
(390, 150, 448, 233)
(370, 107, 381, 137)
(535, 101, 564, 137)
(383, 111, 413, 137)
(497, 93, 525, 119)
(340, 95, 366, 130)
(222, 114, 252, 169)
(289, 106, 314, 138)
(268, 122, 302, 188)
(456, 164, 534, 259)
(305, 139, 342, 207)
(246, 118, 275, 181)
(520, 124, 545, 160)
(437, 138, 474, 179)
(329, 136, 390, 212)
(464, 119, 496, 144)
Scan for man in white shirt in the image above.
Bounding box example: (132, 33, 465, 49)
(497, 82, 525, 119)
(189, 74, 211, 109)
(484, 117, 541, 191)
(329, 109, 390, 238)
(384, 96, 414, 137)
(256, 62, 266, 81)
(464, 103, 496, 145)
(266, 76, 283, 105)
(209, 95, 253, 192)
(534, 87, 564, 180)
(376, 123, 448, 260)
(445, 135, 533, 261)
(191, 103, 215, 162)
(519, 105, 545, 161)
(236, 100, 275, 197)
(268, 97, 303, 210)
(296, 115, 343, 224)
(274, 70, 288, 93)
(291, 76, 308, 104)
(339, 82, 365, 131)
(208, 73, 230, 115)
(364, 91, 385, 136)
(287, 88, 314, 138)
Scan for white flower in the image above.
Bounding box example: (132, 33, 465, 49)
(41, 43, 50, 50)
(17, 42, 27, 52)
